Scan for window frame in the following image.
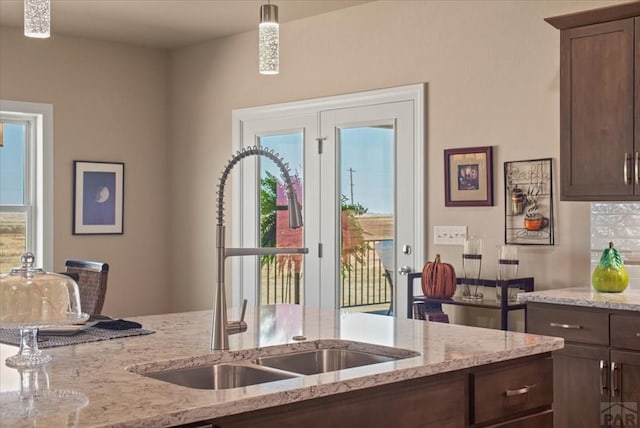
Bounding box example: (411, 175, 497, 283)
(0, 100, 53, 270)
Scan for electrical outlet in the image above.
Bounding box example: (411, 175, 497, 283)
(434, 226, 468, 246)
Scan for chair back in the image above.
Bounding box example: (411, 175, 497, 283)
(373, 240, 395, 315)
(64, 259, 109, 315)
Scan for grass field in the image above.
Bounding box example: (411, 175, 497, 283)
(0, 212, 26, 273)
(0, 213, 393, 312)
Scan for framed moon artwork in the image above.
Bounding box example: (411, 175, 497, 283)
(73, 161, 125, 235)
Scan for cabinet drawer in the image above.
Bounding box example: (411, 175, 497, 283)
(472, 357, 553, 425)
(527, 303, 609, 345)
(485, 409, 553, 428)
(611, 314, 640, 351)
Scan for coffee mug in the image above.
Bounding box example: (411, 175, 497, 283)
(524, 214, 549, 231)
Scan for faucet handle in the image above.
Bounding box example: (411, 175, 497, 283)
(227, 299, 248, 335)
(240, 299, 247, 323)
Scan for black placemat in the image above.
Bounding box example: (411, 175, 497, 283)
(0, 326, 155, 348)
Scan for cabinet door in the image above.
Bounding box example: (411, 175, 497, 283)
(636, 17, 640, 197)
(611, 350, 640, 427)
(207, 374, 466, 428)
(553, 344, 610, 428)
(560, 18, 635, 200)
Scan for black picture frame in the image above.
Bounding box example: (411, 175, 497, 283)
(444, 146, 493, 207)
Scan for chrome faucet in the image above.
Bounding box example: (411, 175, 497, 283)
(212, 146, 308, 350)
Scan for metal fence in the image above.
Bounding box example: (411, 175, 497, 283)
(259, 239, 392, 309)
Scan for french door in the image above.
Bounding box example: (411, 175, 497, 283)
(232, 84, 424, 319)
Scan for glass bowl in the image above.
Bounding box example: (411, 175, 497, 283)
(0, 253, 88, 367)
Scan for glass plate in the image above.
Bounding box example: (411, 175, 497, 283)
(38, 321, 98, 336)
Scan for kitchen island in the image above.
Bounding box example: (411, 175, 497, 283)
(0, 305, 563, 427)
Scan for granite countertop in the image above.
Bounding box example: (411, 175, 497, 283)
(518, 287, 640, 312)
(0, 305, 563, 427)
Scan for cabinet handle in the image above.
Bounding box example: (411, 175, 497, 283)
(635, 152, 639, 185)
(549, 322, 582, 329)
(636, 332, 640, 337)
(505, 384, 536, 397)
(600, 360, 609, 395)
(611, 362, 620, 398)
(624, 153, 630, 185)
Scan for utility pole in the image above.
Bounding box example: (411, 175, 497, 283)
(347, 167, 356, 204)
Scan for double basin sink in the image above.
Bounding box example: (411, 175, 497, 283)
(134, 342, 419, 391)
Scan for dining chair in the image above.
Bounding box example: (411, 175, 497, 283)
(64, 259, 109, 315)
(373, 240, 395, 315)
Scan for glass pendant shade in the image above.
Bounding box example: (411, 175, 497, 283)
(24, 0, 50, 38)
(259, 4, 279, 75)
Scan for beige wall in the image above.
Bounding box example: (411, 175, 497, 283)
(168, 0, 619, 314)
(0, 27, 172, 317)
(0, 0, 622, 319)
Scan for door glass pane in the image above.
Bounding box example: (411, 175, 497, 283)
(338, 125, 395, 314)
(258, 133, 304, 305)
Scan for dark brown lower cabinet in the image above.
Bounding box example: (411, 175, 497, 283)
(175, 354, 553, 428)
(527, 302, 640, 428)
(484, 409, 553, 428)
(205, 372, 466, 428)
(613, 350, 640, 427)
(552, 344, 609, 427)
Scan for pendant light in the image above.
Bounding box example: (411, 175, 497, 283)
(259, 2, 279, 75)
(24, 0, 50, 38)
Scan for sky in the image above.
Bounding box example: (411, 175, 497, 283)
(0, 123, 25, 205)
(260, 126, 394, 215)
(0, 124, 395, 214)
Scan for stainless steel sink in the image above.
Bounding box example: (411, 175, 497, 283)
(134, 342, 420, 390)
(142, 363, 298, 390)
(254, 348, 404, 375)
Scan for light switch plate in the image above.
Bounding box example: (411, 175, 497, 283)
(434, 226, 468, 246)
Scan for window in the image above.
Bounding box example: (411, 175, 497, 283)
(0, 101, 53, 272)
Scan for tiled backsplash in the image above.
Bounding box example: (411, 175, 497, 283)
(591, 203, 640, 288)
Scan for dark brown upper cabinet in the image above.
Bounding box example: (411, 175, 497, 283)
(547, 2, 640, 201)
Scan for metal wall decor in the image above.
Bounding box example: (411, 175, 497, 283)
(504, 158, 554, 245)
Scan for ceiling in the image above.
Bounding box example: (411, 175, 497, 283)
(0, 0, 370, 49)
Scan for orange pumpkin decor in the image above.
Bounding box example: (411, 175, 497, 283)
(421, 254, 457, 298)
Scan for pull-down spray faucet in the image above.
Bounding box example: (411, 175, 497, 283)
(212, 146, 308, 350)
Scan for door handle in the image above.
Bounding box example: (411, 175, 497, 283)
(504, 384, 536, 397)
(600, 360, 609, 395)
(624, 153, 630, 185)
(398, 265, 412, 275)
(611, 361, 620, 398)
(549, 322, 582, 329)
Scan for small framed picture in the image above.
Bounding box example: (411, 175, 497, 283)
(444, 146, 493, 206)
(73, 161, 124, 235)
